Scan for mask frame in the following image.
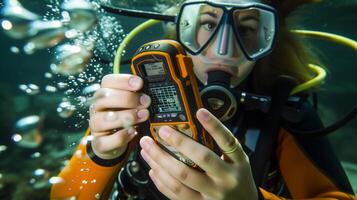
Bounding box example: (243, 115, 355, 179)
(176, 0, 279, 61)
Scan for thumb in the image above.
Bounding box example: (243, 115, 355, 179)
(196, 108, 247, 164)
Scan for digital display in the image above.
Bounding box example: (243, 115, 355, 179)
(150, 85, 182, 113)
(144, 62, 165, 76)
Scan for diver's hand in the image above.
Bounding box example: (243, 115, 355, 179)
(89, 74, 151, 160)
(139, 108, 258, 200)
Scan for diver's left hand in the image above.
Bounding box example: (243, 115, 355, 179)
(139, 108, 258, 200)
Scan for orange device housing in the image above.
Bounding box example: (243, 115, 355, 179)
(131, 40, 214, 168)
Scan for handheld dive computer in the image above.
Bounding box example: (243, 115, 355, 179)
(131, 40, 214, 168)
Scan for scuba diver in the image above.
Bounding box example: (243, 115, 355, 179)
(51, 0, 356, 199)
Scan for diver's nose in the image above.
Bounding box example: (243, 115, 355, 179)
(214, 20, 240, 59)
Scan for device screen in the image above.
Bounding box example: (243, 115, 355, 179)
(150, 85, 182, 113)
(144, 62, 165, 76)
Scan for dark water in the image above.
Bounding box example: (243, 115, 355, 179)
(0, 0, 356, 199)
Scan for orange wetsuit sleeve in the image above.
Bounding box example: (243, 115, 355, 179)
(50, 129, 138, 200)
(259, 129, 356, 200)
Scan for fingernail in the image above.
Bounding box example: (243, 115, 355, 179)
(140, 94, 150, 105)
(127, 127, 137, 135)
(137, 109, 148, 119)
(140, 138, 153, 150)
(104, 111, 118, 122)
(199, 109, 210, 122)
(129, 76, 141, 88)
(159, 126, 171, 139)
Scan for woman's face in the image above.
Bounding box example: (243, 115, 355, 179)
(189, 6, 260, 87)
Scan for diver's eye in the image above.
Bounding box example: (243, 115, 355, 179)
(201, 21, 216, 31)
(238, 25, 257, 38)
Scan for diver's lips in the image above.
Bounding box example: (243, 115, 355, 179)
(203, 67, 235, 83)
(205, 67, 235, 77)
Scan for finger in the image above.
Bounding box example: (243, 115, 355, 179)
(140, 137, 216, 196)
(149, 170, 178, 200)
(196, 108, 247, 164)
(156, 126, 230, 177)
(92, 88, 151, 111)
(90, 109, 149, 132)
(91, 127, 137, 153)
(101, 74, 143, 91)
(141, 150, 203, 200)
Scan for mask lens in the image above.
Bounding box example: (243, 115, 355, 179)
(178, 3, 224, 54)
(233, 8, 276, 58)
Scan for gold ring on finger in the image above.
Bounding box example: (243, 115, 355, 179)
(222, 138, 240, 154)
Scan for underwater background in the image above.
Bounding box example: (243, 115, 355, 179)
(0, 0, 356, 199)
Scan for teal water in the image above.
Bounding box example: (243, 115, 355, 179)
(0, 0, 356, 199)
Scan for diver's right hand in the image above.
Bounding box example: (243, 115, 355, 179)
(89, 74, 151, 160)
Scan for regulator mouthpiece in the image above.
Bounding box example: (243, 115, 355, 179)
(200, 71, 237, 122)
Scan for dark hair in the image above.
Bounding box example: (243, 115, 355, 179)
(250, 0, 323, 94)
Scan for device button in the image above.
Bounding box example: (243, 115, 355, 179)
(145, 45, 151, 50)
(176, 55, 188, 78)
(179, 114, 186, 121)
(182, 56, 193, 69)
(154, 44, 160, 49)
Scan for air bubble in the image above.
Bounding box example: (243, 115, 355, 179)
(45, 85, 57, 93)
(10, 46, 20, 54)
(57, 101, 76, 118)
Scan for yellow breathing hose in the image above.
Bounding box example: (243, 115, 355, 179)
(291, 64, 326, 95)
(113, 19, 161, 74)
(112, 21, 356, 95)
(290, 29, 357, 95)
(291, 30, 357, 51)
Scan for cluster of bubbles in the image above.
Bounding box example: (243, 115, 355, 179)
(1, 0, 125, 124)
(18, 83, 40, 95)
(1, 0, 126, 192)
(1, 0, 97, 54)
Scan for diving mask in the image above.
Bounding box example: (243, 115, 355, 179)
(176, 0, 278, 64)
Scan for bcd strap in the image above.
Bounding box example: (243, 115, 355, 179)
(250, 75, 298, 186)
